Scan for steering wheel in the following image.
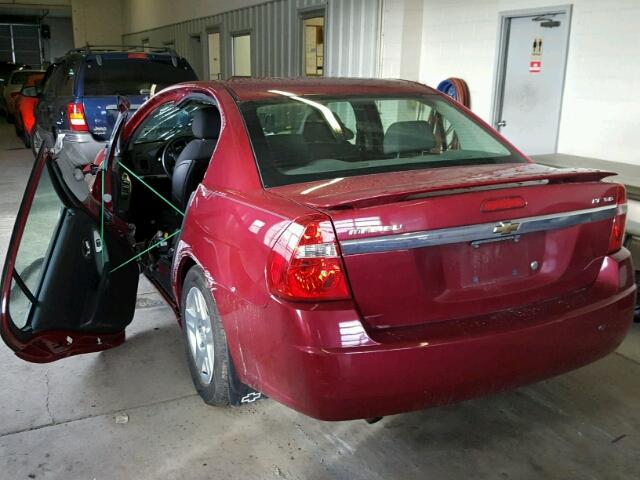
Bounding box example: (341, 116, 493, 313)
(160, 136, 191, 177)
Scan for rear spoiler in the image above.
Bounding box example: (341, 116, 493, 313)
(315, 167, 617, 209)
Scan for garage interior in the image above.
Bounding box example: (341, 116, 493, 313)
(0, 0, 638, 479)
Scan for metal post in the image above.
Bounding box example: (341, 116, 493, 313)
(9, 24, 15, 63)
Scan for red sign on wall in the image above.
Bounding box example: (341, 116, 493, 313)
(529, 61, 542, 73)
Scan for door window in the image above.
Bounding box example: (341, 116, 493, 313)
(55, 62, 76, 97)
(42, 64, 63, 98)
(207, 32, 221, 80)
(232, 33, 251, 77)
(303, 16, 324, 76)
(9, 165, 64, 328)
(131, 102, 193, 145)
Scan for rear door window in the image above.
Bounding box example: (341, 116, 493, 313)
(56, 63, 76, 96)
(83, 58, 197, 96)
(41, 65, 61, 98)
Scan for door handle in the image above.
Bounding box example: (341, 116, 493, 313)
(497, 120, 507, 128)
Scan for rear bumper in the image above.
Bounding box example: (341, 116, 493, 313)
(252, 249, 636, 421)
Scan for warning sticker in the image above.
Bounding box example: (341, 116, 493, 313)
(529, 61, 542, 73)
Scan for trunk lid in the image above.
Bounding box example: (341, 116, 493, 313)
(270, 163, 621, 330)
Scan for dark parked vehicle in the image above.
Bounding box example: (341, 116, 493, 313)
(0, 61, 30, 85)
(0, 62, 30, 118)
(32, 46, 197, 165)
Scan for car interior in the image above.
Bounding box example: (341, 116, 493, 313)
(113, 99, 221, 295)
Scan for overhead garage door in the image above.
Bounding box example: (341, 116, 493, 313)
(0, 25, 12, 62)
(0, 23, 42, 66)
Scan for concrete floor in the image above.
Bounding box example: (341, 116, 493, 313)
(0, 119, 639, 480)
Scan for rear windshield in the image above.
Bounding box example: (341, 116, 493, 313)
(83, 58, 197, 96)
(10, 71, 34, 85)
(241, 94, 526, 187)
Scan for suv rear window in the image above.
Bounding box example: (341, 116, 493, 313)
(241, 94, 526, 188)
(83, 58, 196, 96)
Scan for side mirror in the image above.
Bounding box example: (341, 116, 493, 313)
(21, 86, 38, 98)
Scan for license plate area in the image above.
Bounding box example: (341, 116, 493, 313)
(451, 234, 544, 287)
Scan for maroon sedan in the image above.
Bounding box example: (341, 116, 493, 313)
(1, 79, 636, 421)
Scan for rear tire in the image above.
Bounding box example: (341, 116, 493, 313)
(180, 265, 261, 406)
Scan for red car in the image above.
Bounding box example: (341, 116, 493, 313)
(1, 79, 636, 421)
(14, 73, 45, 148)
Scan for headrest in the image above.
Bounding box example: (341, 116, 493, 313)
(303, 110, 355, 143)
(192, 107, 221, 139)
(383, 120, 435, 155)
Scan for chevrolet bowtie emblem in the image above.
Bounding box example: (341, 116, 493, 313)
(493, 221, 520, 235)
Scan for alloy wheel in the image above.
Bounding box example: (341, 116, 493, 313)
(184, 286, 215, 385)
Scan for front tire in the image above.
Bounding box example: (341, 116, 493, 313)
(180, 266, 261, 406)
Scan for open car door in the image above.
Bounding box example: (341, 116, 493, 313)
(0, 122, 139, 363)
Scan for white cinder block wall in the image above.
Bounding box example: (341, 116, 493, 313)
(380, 0, 424, 80)
(382, 0, 640, 166)
(71, 0, 124, 46)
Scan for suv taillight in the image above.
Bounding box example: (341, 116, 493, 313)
(268, 214, 351, 301)
(67, 102, 88, 132)
(608, 185, 627, 254)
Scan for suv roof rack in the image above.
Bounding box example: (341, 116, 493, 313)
(67, 44, 179, 57)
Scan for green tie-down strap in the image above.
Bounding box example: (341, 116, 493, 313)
(111, 229, 181, 273)
(103, 161, 185, 274)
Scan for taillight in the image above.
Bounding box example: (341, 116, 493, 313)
(66, 102, 88, 132)
(608, 186, 627, 254)
(268, 214, 351, 301)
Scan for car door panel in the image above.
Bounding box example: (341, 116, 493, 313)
(31, 204, 138, 334)
(0, 146, 139, 363)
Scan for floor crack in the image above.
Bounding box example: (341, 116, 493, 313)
(0, 393, 197, 438)
(44, 371, 54, 424)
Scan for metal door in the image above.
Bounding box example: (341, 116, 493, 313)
(495, 12, 569, 155)
(208, 32, 221, 80)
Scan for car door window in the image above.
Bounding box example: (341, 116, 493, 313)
(42, 65, 62, 99)
(132, 102, 193, 144)
(9, 166, 65, 328)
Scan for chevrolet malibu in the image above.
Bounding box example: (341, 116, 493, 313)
(1, 79, 636, 421)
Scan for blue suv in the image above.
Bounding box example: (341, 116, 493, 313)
(33, 46, 198, 164)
